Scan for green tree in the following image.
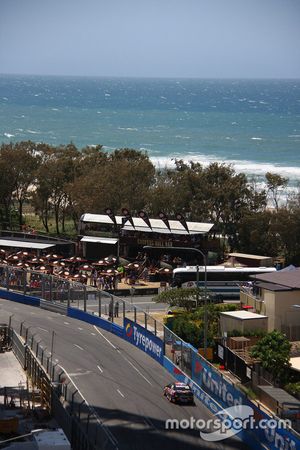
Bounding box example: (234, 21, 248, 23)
(266, 172, 288, 211)
(172, 317, 202, 349)
(250, 330, 291, 384)
(10, 141, 41, 228)
(154, 287, 209, 311)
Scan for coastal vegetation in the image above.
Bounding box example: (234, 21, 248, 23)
(161, 303, 238, 349)
(250, 330, 292, 384)
(1, 141, 300, 264)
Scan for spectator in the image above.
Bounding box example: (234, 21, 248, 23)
(114, 301, 119, 318)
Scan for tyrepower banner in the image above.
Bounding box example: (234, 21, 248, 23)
(124, 318, 164, 365)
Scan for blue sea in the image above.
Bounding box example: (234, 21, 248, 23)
(1, 74, 300, 188)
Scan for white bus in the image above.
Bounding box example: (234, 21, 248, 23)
(172, 265, 277, 300)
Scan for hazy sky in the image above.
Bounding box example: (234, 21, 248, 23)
(1, 0, 299, 78)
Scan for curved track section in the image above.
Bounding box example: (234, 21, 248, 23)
(0, 298, 247, 450)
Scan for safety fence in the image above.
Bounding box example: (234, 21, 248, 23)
(8, 321, 118, 450)
(1, 262, 300, 450)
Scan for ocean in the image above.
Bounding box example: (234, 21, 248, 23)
(1, 74, 300, 188)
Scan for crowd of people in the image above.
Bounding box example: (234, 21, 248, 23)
(0, 248, 174, 291)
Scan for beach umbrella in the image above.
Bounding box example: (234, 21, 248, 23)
(79, 264, 93, 271)
(106, 269, 119, 275)
(7, 255, 20, 264)
(28, 257, 45, 265)
(16, 262, 30, 269)
(35, 265, 50, 273)
(92, 260, 109, 267)
(45, 253, 64, 261)
(126, 262, 141, 270)
(16, 251, 32, 260)
(104, 256, 117, 264)
(51, 260, 66, 267)
(159, 267, 173, 274)
(71, 274, 82, 280)
(70, 256, 87, 263)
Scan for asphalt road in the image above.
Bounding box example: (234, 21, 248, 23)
(85, 292, 168, 313)
(0, 297, 247, 450)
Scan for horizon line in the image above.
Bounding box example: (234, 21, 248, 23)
(1, 72, 300, 81)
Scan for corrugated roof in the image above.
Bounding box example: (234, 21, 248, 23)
(251, 268, 300, 289)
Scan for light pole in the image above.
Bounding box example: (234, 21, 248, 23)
(143, 245, 208, 358)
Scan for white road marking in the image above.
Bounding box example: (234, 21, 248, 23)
(37, 327, 49, 332)
(68, 370, 91, 377)
(93, 326, 152, 385)
(64, 321, 70, 325)
(30, 311, 36, 315)
(74, 344, 84, 351)
(97, 365, 103, 373)
(78, 327, 83, 330)
(58, 364, 119, 447)
(93, 326, 116, 349)
(91, 332, 96, 336)
(117, 389, 125, 398)
(121, 354, 152, 385)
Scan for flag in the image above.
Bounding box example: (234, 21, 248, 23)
(158, 211, 171, 231)
(104, 208, 117, 228)
(138, 210, 152, 229)
(121, 208, 135, 228)
(175, 212, 190, 233)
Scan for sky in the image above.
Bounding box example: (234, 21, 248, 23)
(0, 0, 300, 78)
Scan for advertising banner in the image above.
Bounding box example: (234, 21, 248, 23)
(124, 318, 164, 364)
(191, 351, 300, 450)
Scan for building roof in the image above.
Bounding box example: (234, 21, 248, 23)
(251, 267, 300, 289)
(255, 281, 292, 292)
(0, 238, 55, 250)
(228, 252, 272, 261)
(220, 311, 268, 320)
(257, 385, 300, 407)
(80, 213, 213, 235)
(81, 236, 118, 245)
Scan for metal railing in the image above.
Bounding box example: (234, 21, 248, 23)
(8, 321, 118, 450)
